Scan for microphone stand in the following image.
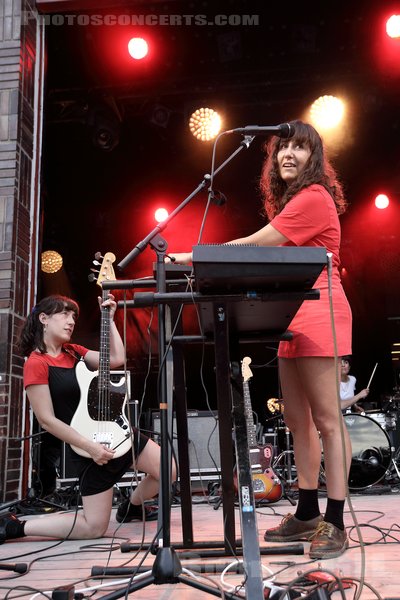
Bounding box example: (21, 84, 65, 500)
(99, 136, 259, 600)
(117, 135, 255, 272)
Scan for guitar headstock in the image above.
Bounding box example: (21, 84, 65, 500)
(241, 356, 253, 383)
(89, 251, 116, 288)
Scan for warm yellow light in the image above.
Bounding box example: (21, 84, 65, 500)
(41, 250, 63, 274)
(310, 95, 345, 130)
(189, 108, 222, 141)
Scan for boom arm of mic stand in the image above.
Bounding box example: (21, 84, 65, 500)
(117, 181, 207, 271)
(117, 135, 255, 272)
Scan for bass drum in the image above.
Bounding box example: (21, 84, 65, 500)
(345, 414, 392, 490)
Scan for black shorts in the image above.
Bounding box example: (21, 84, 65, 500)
(66, 428, 150, 496)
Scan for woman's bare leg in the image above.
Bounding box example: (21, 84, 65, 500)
(24, 487, 114, 539)
(129, 438, 176, 505)
(279, 358, 322, 489)
(295, 356, 351, 499)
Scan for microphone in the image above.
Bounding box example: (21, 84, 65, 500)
(226, 123, 295, 138)
(0, 562, 28, 573)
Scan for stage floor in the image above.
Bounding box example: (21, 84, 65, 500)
(1, 490, 400, 599)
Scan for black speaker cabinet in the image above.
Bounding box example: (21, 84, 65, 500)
(151, 410, 221, 484)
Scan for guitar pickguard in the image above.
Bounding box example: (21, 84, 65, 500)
(70, 361, 133, 458)
(87, 377, 127, 423)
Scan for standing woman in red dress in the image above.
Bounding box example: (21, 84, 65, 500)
(171, 120, 352, 558)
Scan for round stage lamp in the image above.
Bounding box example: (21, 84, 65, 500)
(310, 95, 345, 129)
(189, 108, 222, 141)
(386, 15, 400, 39)
(41, 250, 63, 274)
(155, 208, 169, 223)
(128, 37, 148, 60)
(375, 194, 390, 209)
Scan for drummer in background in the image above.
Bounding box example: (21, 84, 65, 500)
(340, 356, 369, 414)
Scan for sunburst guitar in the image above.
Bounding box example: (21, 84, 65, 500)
(234, 356, 282, 502)
(70, 251, 132, 459)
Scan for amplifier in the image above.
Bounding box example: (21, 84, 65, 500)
(151, 410, 221, 479)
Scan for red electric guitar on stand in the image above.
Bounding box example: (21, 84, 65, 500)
(234, 356, 282, 503)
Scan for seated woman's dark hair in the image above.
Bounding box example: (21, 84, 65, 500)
(19, 295, 79, 356)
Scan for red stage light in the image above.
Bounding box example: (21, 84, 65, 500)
(128, 37, 149, 60)
(155, 208, 169, 223)
(372, 10, 400, 77)
(386, 14, 400, 38)
(375, 194, 390, 209)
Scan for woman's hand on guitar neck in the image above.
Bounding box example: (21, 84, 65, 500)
(87, 441, 116, 465)
(98, 293, 118, 321)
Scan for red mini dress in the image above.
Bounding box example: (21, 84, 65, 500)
(270, 184, 352, 358)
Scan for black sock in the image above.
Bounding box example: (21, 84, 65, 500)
(294, 488, 320, 521)
(5, 515, 26, 539)
(324, 498, 345, 530)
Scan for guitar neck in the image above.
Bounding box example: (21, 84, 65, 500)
(98, 288, 111, 390)
(243, 380, 258, 447)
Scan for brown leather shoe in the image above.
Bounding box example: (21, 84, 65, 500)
(309, 521, 348, 559)
(264, 513, 323, 542)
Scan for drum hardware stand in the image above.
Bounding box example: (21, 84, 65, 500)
(272, 419, 297, 487)
(390, 456, 400, 481)
(282, 427, 296, 485)
(388, 446, 400, 482)
(263, 413, 297, 503)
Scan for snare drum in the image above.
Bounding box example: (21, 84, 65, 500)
(344, 414, 392, 490)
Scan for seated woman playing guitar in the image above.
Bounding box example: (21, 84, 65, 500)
(0, 294, 174, 544)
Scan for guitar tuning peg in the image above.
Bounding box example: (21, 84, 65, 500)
(94, 251, 103, 261)
(92, 259, 101, 266)
(90, 267, 99, 273)
(88, 273, 96, 283)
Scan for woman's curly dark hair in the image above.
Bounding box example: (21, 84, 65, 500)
(260, 120, 347, 220)
(19, 295, 79, 357)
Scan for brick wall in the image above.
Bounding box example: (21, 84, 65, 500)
(0, 0, 44, 501)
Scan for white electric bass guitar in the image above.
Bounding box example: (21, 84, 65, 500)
(70, 251, 132, 459)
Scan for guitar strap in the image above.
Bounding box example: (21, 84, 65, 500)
(63, 346, 84, 363)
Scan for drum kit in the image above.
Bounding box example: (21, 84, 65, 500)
(266, 389, 400, 491)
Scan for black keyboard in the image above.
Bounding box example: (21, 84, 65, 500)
(192, 244, 327, 294)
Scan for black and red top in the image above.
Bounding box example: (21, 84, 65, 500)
(24, 343, 89, 426)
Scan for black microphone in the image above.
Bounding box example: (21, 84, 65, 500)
(226, 123, 295, 138)
(0, 562, 28, 573)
